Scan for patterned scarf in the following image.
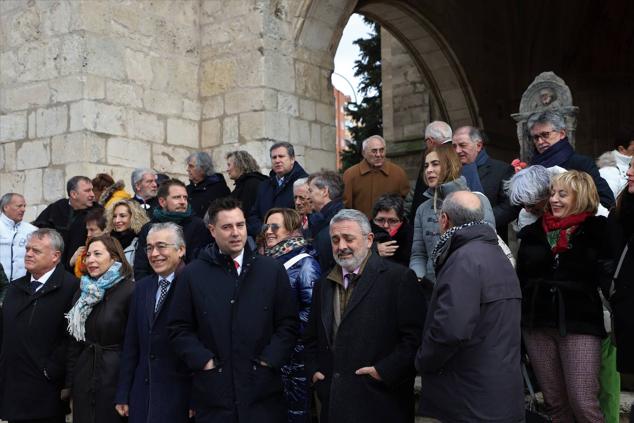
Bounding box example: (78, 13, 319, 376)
(541, 211, 592, 254)
(66, 261, 124, 341)
(264, 236, 307, 258)
(431, 220, 487, 269)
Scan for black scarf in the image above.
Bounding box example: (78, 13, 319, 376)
(111, 229, 136, 250)
(530, 138, 574, 167)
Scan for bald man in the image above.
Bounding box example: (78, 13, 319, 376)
(416, 190, 523, 422)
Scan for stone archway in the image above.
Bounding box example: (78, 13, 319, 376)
(357, 1, 479, 129)
(292, 0, 479, 178)
(294, 0, 479, 129)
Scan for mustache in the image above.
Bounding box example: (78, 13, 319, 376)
(337, 248, 354, 258)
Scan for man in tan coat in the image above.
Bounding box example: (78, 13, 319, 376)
(343, 135, 410, 218)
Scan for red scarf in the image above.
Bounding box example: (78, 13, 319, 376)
(541, 211, 592, 254)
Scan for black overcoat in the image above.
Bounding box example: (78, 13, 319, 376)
(517, 216, 613, 338)
(303, 252, 426, 423)
(0, 264, 78, 420)
(33, 199, 102, 270)
(116, 272, 191, 423)
(416, 224, 524, 422)
(187, 174, 231, 219)
(68, 278, 135, 423)
(168, 244, 298, 423)
(477, 156, 518, 236)
(231, 172, 267, 217)
(608, 193, 634, 373)
(247, 162, 308, 236)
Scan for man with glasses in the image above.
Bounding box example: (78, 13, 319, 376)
(116, 222, 192, 422)
(168, 197, 298, 423)
(528, 110, 615, 209)
(293, 178, 312, 233)
(307, 171, 344, 272)
(133, 179, 212, 280)
(343, 135, 410, 218)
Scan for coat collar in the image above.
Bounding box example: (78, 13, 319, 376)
(14, 264, 66, 313)
(359, 159, 390, 176)
(320, 251, 384, 346)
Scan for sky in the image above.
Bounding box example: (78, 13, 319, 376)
(333, 14, 374, 103)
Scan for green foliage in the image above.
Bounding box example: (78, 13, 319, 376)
(341, 18, 382, 171)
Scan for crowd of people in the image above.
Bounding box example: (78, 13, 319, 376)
(0, 109, 633, 423)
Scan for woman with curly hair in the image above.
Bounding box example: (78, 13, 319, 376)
(105, 199, 149, 267)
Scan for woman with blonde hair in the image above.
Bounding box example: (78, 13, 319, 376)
(104, 199, 149, 266)
(517, 170, 613, 422)
(410, 144, 495, 288)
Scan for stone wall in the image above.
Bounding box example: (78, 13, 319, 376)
(380, 28, 434, 181)
(0, 0, 340, 221)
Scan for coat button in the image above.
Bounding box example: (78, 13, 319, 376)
(150, 354, 156, 360)
(230, 299, 235, 304)
(334, 372, 340, 378)
(144, 378, 149, 384)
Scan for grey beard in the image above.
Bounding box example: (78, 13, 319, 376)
(334, 249, 368, 272)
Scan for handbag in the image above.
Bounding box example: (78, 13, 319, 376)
(522, 362, 552, 422)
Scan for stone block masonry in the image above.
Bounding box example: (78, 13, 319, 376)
(1, 0, 340, 222)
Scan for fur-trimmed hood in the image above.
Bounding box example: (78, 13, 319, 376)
(99, 180, 132, 208)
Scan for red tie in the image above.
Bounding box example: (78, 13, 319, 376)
(234, 260, 240, 270)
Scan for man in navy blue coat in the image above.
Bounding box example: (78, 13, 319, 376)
(168, 197, 298, 423)
(116, 222, 192, 422)
(247, 142, 308, 236)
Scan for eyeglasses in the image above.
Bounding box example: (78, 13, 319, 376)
(145, 242, 177, 254)
(373, 217, 401, 226)
(261, 223, 281, 233)
(531, 131, 556, 142)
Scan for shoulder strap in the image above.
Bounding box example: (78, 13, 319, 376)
(610, 243, 629, 298)
(284, 253, 311, 270)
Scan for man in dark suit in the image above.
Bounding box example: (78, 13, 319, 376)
(247, 142, 308, 236)
(116, 222, 191, 422)
(304, 209, 426, 423)
(131, 168, 159, 218)
(168, 197, 298, 423)
(33, 175, 99, 270)
(452, 126, 518, 239)
(0, 228, 78, 423)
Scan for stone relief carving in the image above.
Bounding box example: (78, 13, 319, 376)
(511, 72, 578, 162)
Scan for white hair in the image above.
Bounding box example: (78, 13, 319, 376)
(425, 121, 452, 143)
(361, 135, 386, 152)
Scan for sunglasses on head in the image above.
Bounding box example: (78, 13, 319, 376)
(261, 223, 281, 233)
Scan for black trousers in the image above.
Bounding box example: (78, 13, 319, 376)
(9, 416, 65, 423)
